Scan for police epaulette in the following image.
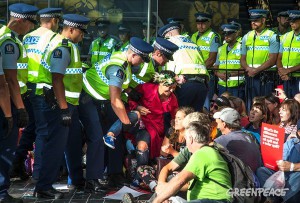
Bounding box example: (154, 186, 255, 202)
(62, 39, 68, 46)
(122, 61, 128, 69)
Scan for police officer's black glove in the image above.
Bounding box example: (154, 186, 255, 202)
(17, 108, 29, 128)
(2, 116, 13, 139)
(128, 88, 142, 102)
(60, 108, 72, 127)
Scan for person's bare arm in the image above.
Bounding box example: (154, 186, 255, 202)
(158, 160, 180, 183)
(4, 69, 24, 109)
(52, 73, 68, 109)
(0, 75, 11, 117)
(110, 85, 130, 124)
(205, 52, 217, 68)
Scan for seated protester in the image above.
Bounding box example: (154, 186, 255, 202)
(279, 99, 300, 141)
(102, 71, 178, 167)
(160, 106, 195, 158)
(244, 102, 269, 143)
(229, 96, 249, 127)
(136, 112, 209, 192)
(153, 121, 232, 203)
(256, 137, 300, 203)
(213, 107, 263, 172)
(265, 93, 281, 125)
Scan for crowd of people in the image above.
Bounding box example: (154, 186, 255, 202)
(1, 2, 300, 203)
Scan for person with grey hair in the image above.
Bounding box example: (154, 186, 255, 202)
(152, 121, 232, 203)
(213, 107, 262, 172)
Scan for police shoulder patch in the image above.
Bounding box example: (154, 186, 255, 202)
(116, 69, 124, 79)
(53, 49, 62, 58)
(4, 43, 14, 54)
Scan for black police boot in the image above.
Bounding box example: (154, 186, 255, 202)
(85, 179, 108, 193)
(0, 195, 23, 203)
(33, 187, 64, 199)
(10, 156, 29, 181)
(108, 173, 130, 188)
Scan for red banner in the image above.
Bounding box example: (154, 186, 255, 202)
(261, 123, 285, 170)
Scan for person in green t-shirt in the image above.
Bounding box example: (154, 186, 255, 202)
(153, 121, 232, 203)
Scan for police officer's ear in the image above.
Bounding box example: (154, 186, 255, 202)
(262, 17, 266, 24)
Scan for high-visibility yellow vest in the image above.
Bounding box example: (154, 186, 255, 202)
(191, 28, 220, 61)
(23, 27, 57, 84)
(281, 31, 300, 77)
(83, 51, 131, 100)
(90, 36, 117, 64)
(218, 41, 244, 87)
(245, 29, 275, 68)
(39, 34, 82, 105)
(0, 26, 28, 94)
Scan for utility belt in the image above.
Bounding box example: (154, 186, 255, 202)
(184, 74, 207, 84)
(42, 86, 58, 110)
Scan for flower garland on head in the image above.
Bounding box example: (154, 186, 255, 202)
(153, 72, 176, 86)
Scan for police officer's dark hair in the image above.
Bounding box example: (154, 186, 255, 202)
(185, 121, 210, 144)
(40, 17, 59, 24)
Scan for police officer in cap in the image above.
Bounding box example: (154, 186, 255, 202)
(114, 24, 131, 52)
(241, 9, 279, 108)
(191, 12, 220, 111)
(11, 7, 62, 182)
(81, 37, 153, 188)
(167, 17, 189, 38)
(272, 10, 291, 37)
(227, 18, 243, 42)
(214, 24, 245, 98)
(34, 14, 90, 199)
(88, 20, 118, 65)
(277, 10, 300, 97)
(103, 37, 178, 148)
(158, 23, 209, 111)
(0, 3, 38, 202)
(142, 20, 156, 45)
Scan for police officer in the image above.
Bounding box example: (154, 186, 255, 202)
(277, 10, 300, 97)
(88, 20, 118, 65)
(129, 37, 178, 90)
(11, 7, 62, 182)
(33, 14, 89, 199)
(0, 3, 38, 202)
(227, 18, 243, 42)
(158, 23, 209, 111)
(241, 9, 279, 107)
(272, 10, 291, 37)
(191, 12, 220, 110)
(167, 17, 189, 38)
(81, 37, 153, 188)
(114, 24, 131, 52)
(214, 24, 245, 98)
(142, 21, 156, 45)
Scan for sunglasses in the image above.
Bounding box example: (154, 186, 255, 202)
(210, 102, 219, 110)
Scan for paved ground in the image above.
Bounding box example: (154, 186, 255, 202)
(9, 178, 153, 203)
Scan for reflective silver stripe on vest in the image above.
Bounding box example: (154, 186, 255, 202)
(132, 74, 145, 84)
(92, 51, 110, 56)
(228, 76, 245, 81)
(139, 63, 148, 77)
(65, 90, 80, 98)
(83, 73, 107, 100)
(252, 64, 261, 68)
(36, 83, 52, 89)
(18, 81, 26, 87)
(17, 63, 28, 69)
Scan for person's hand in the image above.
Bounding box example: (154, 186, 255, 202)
(2, 117, 13, 139)
(137, 106, 151, 116)
(278, 67, 290, 76)
(246, 67, 258, 77)
(175, 75, 186, 84)
(276, 160, 292, 172)
(60, 108, 72, 127)
(16, 108, 29, 128)
(216, 72, 227, 81)
(161, 144, 175, 155)
(280, 74, 290, 81)
(274, 88, 287, 100)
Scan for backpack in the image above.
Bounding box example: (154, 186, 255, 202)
(210, 142, 260, 203)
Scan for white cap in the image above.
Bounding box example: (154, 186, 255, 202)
(213, 107, 240, 125)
